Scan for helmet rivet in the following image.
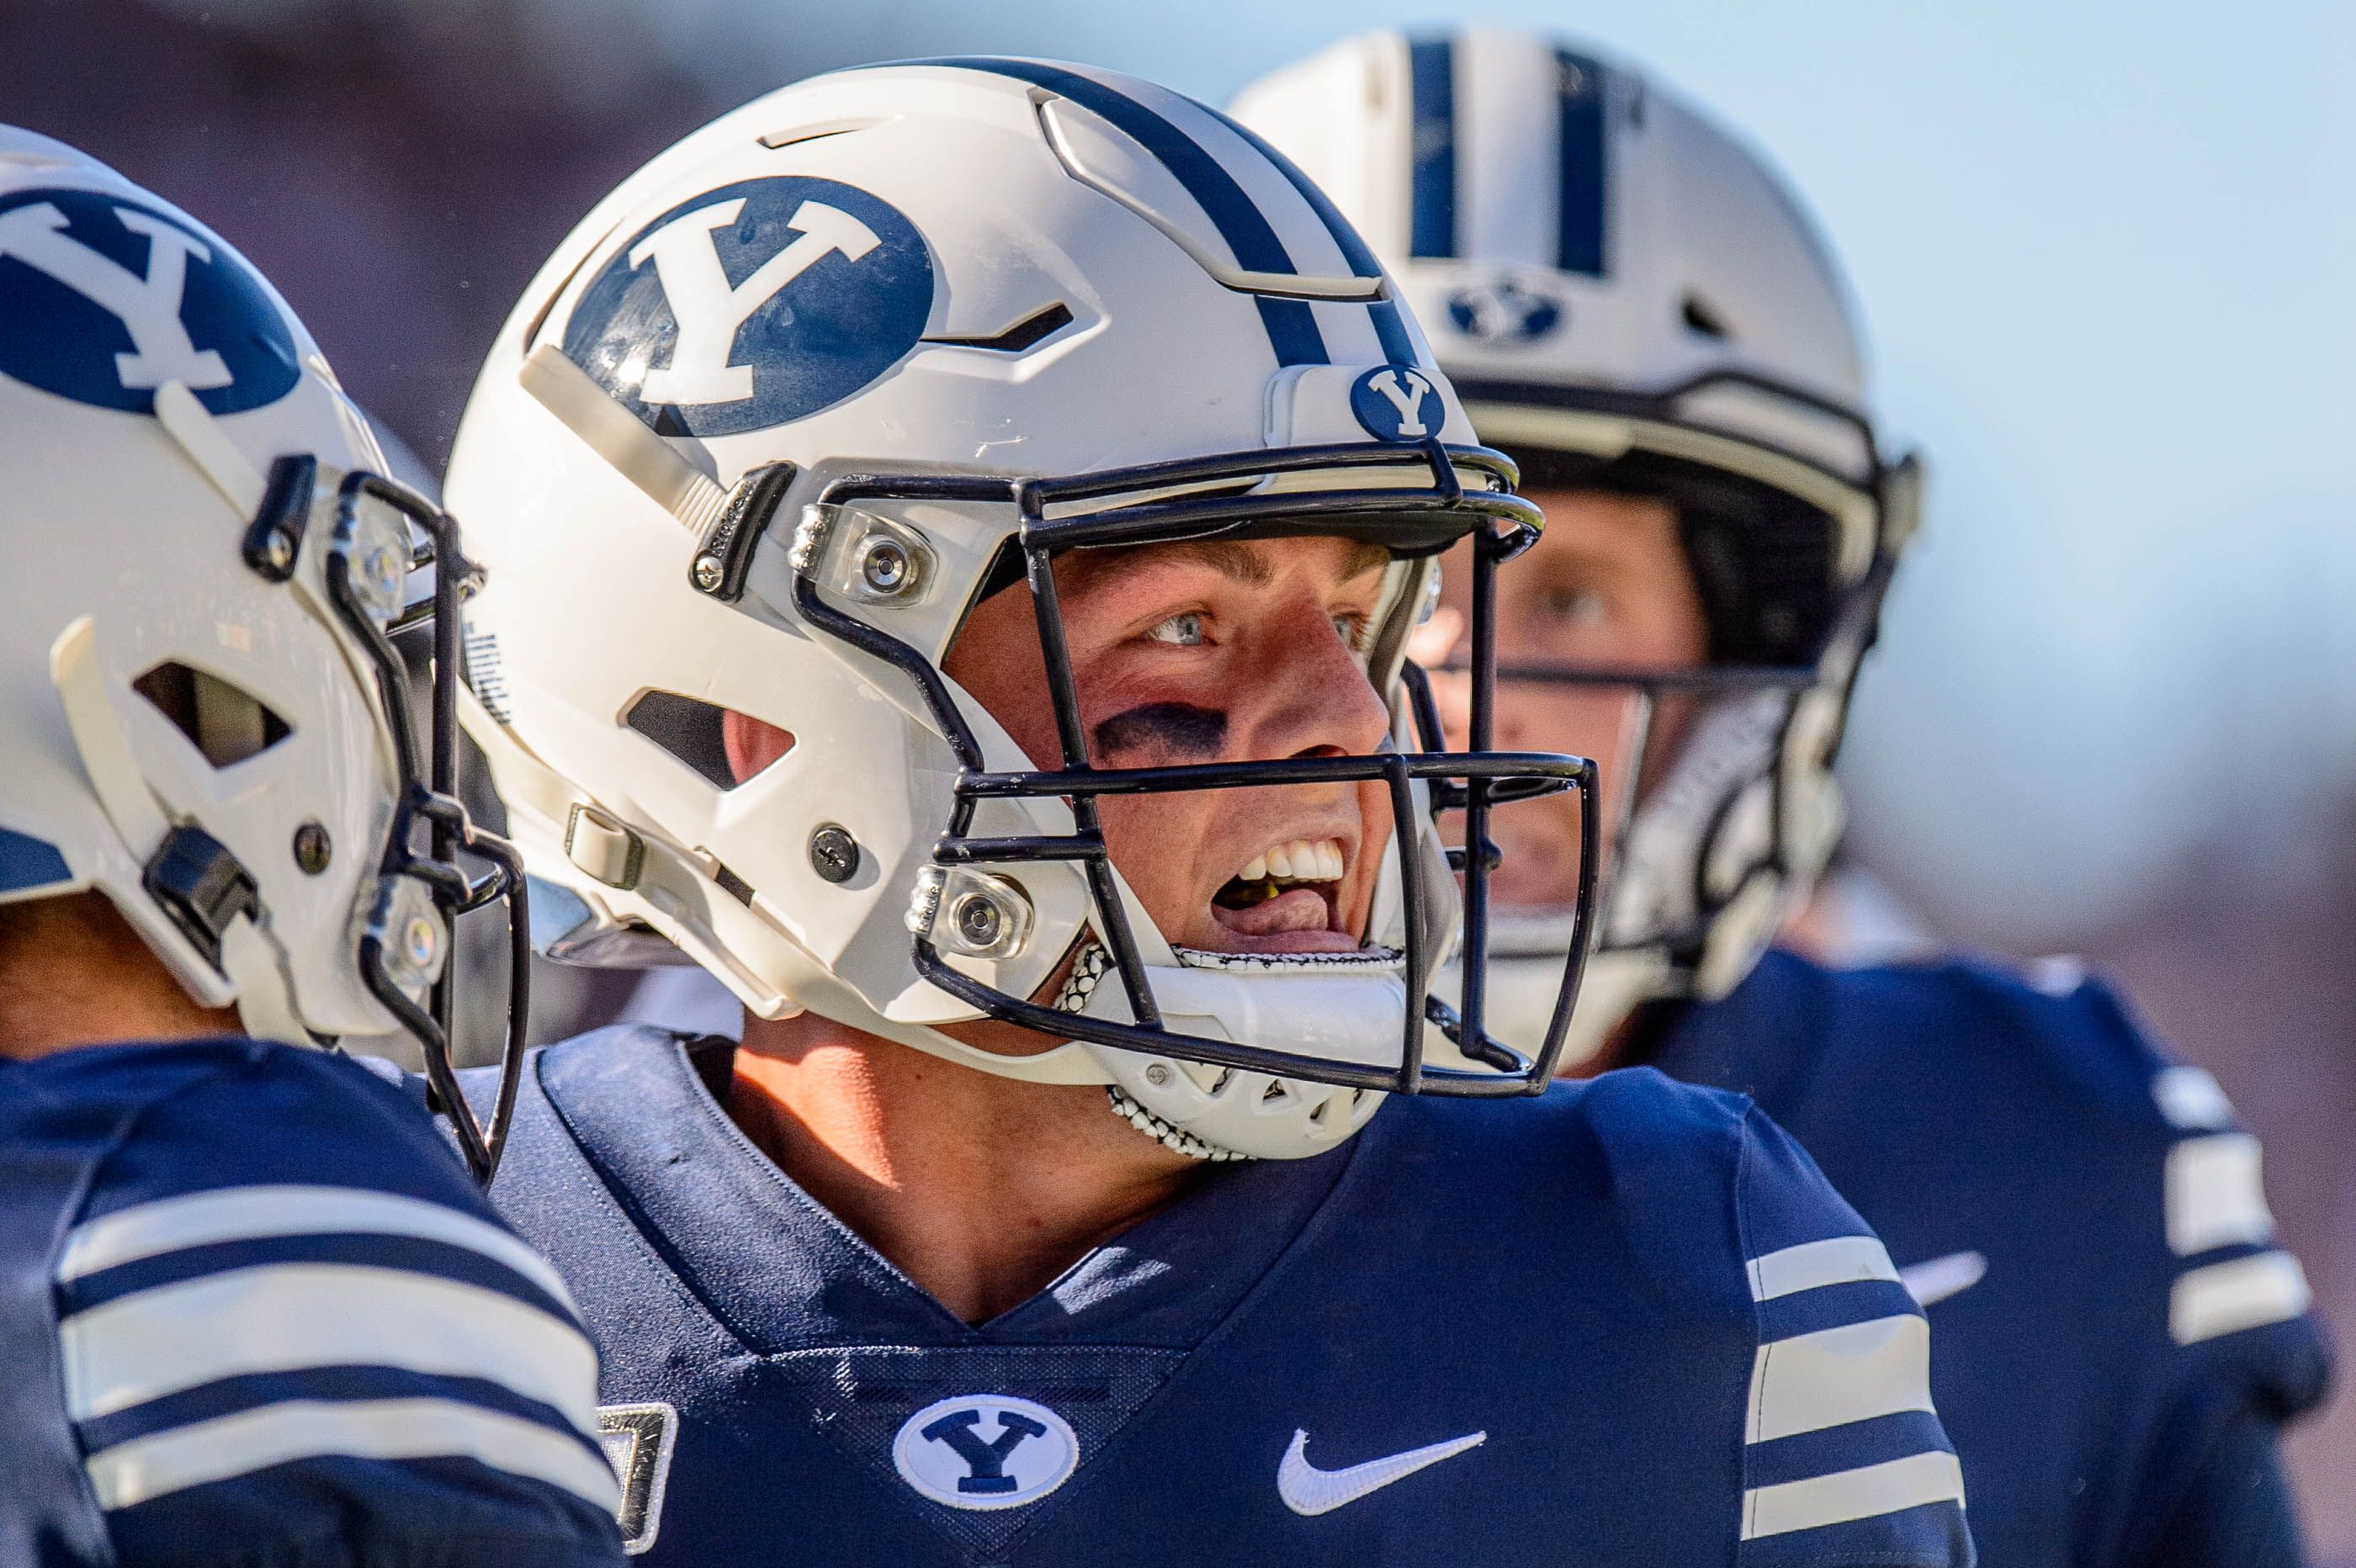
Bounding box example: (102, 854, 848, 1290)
(292, 822, 332, 875)
(692, 554, 724, 591)
(1144, 1063, 1172, 1088)
(263, 529, 296, 573)
(401, 913, 438, 968)
(953, 893, 1002, 947)
(808, 824, 860, 884)
(860, 539, 910, 595)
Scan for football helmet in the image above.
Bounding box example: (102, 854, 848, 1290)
(1234, 29, 1921, 1059)
(0, 129, 528, 1179)
(446, 60, 1598, 1161)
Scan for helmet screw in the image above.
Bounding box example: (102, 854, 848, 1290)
(292, 822, 332, 874)
(952, 893, 1002, 948)
(860, 539, 911, 595)
(401, 913, 439, 969)
(808, 824, 860, 884)
(262, 528, 297, 574)
(1144, 1063, 1172, 1088)
(692, 554, 724, 592)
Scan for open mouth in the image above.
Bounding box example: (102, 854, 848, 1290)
(1209, 836, 1357, 951)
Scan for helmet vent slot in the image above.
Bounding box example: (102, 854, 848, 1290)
(132, 662, 290, 769)
(624, 691, 792, 791)
(1681, 294, 1731, 340)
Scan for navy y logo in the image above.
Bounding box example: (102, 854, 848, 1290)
(1349, 364, 1443, 442)
(563, 175, 934, 437)
(0, 189, 300, 414)
(891, 1394, 1080, 1512)
(1446, 277, 1563, 344)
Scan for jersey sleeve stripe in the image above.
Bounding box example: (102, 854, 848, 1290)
(2170, 1251, 2312, 1345)
(82, 1396, 623, 1515)
(1747, 1236, 1898, 1301)
(1740, 1449, 1966, 1540)
(58, 1232, 576, 1324)
(57, 1184, 578, 1309)
(2164, 1134, 2276, 1256)
(59, 1263, 600, 1431)
(1742, 1409, 1953, 1492)
(1747, 1314, 1934, 1444)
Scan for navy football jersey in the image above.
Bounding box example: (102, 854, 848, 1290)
(1639, 951, 2332, 1568)
(0, 1037, 626, 1567)
(475, 1025, 1974, 1565)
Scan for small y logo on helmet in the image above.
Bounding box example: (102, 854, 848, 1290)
(1349, 364, 1442, 442)
(891, 1394, 1080, 1511)
(1446, 278, 1563, 344)
(0, 189, 300, 414)
(563, 175, 935, 438)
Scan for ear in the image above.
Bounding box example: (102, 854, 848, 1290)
(721, 710, 795, 786)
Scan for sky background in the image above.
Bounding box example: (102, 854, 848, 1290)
(555, 0, 2356, 946)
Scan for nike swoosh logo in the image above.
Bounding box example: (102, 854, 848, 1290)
(1278, 1428, 1486, 1517)
(1898, 1249, 1987, 1307)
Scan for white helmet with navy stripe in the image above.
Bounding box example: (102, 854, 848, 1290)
(0, 127, 529, 1179)
(448, 59, 1597, 1160)
(1234, 30, 1922, 1058)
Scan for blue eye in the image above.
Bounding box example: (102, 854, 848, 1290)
(1148, 612, 1206, 646)
(1332, 613, 1368, 651)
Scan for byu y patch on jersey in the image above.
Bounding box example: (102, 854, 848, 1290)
(469, 1027, 1971, 1566)
(561, 176, 934, 437)
(1642, 951, 2332, 1568)
(0, 188, 300, 415)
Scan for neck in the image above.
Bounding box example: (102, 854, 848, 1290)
(730, 1010, 1202, 1324)
(0, 892, 241, 1061)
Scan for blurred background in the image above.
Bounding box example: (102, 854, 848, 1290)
(8, 0, 2348, 1544)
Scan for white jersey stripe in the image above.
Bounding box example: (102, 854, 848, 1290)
(2171, 1252, 2311, 1346)
(61, 1264, 599, 1430)
(1747, 1314, 1934, 1444)
(84, 1396, 623, 1514)
(2164, 1135, 2275, 1257)
(1741, 1449, 1966, 1540)
(57, 1184, 577, 1309)
(1747, 1236, 1899, 1301)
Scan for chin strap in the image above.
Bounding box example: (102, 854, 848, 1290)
(1054, 940, 1248, 1163)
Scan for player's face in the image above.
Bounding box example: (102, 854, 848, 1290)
(1415, 488, 1710, 908)
(944, 536, 1396, 957)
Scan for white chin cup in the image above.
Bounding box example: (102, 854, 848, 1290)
(1444, 947, 1672, 1075)
(1060, 945, 1399, 1162)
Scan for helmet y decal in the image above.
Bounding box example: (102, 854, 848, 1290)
(562, 176, 934, 437)
(0, 189, 300, 415)
(1349, 364, 1445, 441)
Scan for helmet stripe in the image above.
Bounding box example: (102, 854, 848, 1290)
(1406, 35, 1458, 261)
(0, 825, 72, 894)
(913, 57, 1329, 367)
(1554, 48, 1610, 276)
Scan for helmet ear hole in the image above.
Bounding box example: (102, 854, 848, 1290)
(132, 661, 291, 769)
(623, 691, 794, 790)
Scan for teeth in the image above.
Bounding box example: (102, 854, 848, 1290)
(1234, 837, 1347, 887)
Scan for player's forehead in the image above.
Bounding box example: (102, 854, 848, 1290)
(1055, 535, 1392, 606)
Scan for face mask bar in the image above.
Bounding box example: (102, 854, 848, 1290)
(786, 438, 1600, 1097)
(245, 457, 532, 1183)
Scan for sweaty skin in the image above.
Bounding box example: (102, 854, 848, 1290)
(0, 892, 241, 1061)
(1415, 487, 1710, 908)
(722, 535, 1398, 1322)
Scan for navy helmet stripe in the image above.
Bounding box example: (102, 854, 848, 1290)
(1555, 49, 1610, 276)
(0, 826, 72, 894)
(1407, 37, 1458, 262)
(1202, 106, 1419, 367)
(914, 57, 1329, 367)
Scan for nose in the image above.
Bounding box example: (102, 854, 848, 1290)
(1240, 601, 1393, 762)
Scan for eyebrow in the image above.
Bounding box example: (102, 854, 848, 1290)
(1064, 537, 1392, 593)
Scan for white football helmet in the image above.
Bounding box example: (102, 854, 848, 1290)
(0, 129, 529, 1178)
(446, 59, 1599, 1161)
(1234, 29, 1921, 1059)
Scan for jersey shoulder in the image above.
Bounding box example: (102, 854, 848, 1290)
(1383, 1076, 1972, 1565)
(0, 1038, 623, 1568)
